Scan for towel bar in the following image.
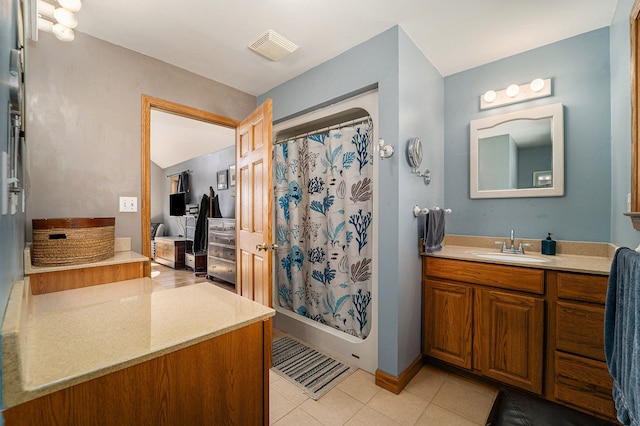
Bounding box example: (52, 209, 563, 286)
(413, 205, 452, 217)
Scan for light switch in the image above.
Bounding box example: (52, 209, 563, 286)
(119, 196, 137, 212)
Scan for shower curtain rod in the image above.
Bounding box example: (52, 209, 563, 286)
(166, 169, 192, 178)
(274, 116, 371, 145)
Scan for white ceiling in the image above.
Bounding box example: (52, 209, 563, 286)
(78, 0, 618, 168)
(77, 0, 617, 97)
(150, 109, 235, 169)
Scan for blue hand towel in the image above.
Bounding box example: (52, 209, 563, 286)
(423, 209, 446, 254)
(605, 247, 640, 426)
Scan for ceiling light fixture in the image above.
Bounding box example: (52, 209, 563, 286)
(34, 0, 81, 42)
(480, 78, 552, 110)
(57, 0, 82, 12)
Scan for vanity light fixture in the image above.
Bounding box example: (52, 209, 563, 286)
(483, 90, 497, 103)
(480, 78, 552, 110)
(30, 0, 82, 42)
(530, 78, 545, 92)
(505, 84, 520, 97)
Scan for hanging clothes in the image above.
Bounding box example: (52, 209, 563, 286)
(177, 172, 191, 203)
(212, 195, 222, 218)
(274, 120, 374, 339)
(193, 194, 209, 253)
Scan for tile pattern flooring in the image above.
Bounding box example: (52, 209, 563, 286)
(270, 331, 499, 426)
(151, 263, 498, 425)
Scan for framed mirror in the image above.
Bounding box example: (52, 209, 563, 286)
(470, 103, 564, 199)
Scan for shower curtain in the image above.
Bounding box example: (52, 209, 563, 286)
(274, 120, 373, 339)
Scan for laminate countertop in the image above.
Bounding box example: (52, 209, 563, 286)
(24, 241, 147, 275)
(422, 235, 616, 275)
(2, 278, 275, 408)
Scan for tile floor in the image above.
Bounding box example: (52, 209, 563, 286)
(270, 330, 499, 426)
(150, 267, 498, 425)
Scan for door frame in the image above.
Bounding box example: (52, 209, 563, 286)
(140, 95, 239, 277)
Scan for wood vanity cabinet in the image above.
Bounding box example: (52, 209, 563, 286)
(547, 271, 616, 419)
(423, 257, 617, 421)
(423, 257, 545, 394)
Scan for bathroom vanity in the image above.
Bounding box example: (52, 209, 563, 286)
(24, 238, 146, 295)
(422, 236, 615, 421)
(2, 277, 274, 425)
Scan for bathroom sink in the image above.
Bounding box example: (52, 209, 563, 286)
(474, 253, 549, 263)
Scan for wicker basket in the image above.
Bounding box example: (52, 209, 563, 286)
(32, 218, 115, 267)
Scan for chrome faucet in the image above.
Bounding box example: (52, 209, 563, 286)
(495, 229, 531, 254)
(509, 229, 515, 251)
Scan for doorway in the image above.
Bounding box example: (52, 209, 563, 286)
(141, 95, 274, 307)
(141, 95, 239, 278)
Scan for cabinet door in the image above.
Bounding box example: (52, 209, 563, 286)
(481, 289, 544, 394)
(423, 279, 473, 369)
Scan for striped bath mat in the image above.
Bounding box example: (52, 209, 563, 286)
(271, 336, 356, 400)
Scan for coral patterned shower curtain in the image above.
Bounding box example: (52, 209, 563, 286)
(274, 120, 373, 339)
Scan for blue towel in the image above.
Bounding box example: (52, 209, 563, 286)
(605, 247, 640, 426)
(423, 209, 446, 254)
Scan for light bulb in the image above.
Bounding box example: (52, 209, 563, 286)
(37, 17, 53, 32)
(530, 78, 545, 92)
(37, 0, 56, 18)
(57, 0, 81, 12)
(483, 90, 497, 103)
(54, 8, 77, 28)
(506, 84, 520, 97)
(52, 23, 74, 41)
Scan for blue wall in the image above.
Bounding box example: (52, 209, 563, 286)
(444, 28, 612, 242)
(610, 0, 638, 247)
(161, 145, 236, 237)
(396, 29, 445, 372)
(259, 26, 445, 376)
(0, 0, 25, 419)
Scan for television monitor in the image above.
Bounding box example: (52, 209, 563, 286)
(169, 192, 186, 216)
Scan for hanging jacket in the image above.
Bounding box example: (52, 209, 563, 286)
(177, 172, 191, 204)
(193, 194, 209, 253)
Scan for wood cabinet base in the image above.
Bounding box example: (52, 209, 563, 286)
(3, 320, 271, 426)
(29, 262, 144, 295)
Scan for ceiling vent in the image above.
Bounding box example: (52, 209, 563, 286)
(248, 30, 298, 61)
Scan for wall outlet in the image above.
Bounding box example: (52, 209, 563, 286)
(119, 196, 137, 212)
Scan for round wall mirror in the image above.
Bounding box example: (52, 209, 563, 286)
(407, 137, 422, 169)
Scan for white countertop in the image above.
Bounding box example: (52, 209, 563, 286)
(2, 278, 275, 407)
(24, 238, 147, 275)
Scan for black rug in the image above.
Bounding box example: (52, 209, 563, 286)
(486, 388, 618, 426)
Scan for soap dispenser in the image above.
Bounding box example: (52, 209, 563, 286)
(541, 233, 556, 255)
